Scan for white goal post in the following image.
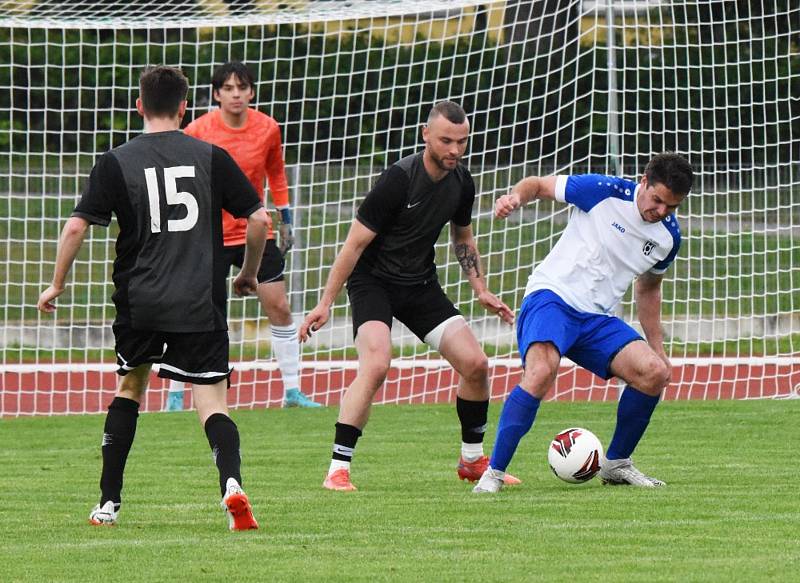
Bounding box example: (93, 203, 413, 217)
(1, 0, 798, 415)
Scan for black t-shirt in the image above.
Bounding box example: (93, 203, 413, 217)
(354, 152, 475, 285)
(73, 130, 262, 332)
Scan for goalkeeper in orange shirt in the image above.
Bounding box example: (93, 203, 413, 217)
(166, 61, 320, 409)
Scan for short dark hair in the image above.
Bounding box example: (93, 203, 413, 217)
(645, 152, 694, 196)
(211, 61, 256, 93)
(139, 66, 189, 117)
(428, 100, 467, 125)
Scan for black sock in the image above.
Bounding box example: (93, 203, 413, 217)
(100, 397, 140, 507)
(332, 422, 362, 462)
(456, 397, 489, 444)
(204, 413, 242, 497)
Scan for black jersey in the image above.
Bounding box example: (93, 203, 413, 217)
(353, 152, 476, 285)
(73, 130, 262, 332)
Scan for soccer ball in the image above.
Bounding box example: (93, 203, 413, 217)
(547, 427, 603, 484)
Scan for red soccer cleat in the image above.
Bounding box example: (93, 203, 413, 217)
(457, 455, 522, 485)
(221, 478, 259, 531)
(323, 468, 357, 491)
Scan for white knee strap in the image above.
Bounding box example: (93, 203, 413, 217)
(424, 315, 466, 352)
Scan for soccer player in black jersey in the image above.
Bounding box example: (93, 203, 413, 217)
(38, 66, 269, 530)
(299, 101, 519, 491)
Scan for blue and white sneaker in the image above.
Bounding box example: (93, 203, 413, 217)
(283, 388, 322, 408)
(164, 390, 184, 412)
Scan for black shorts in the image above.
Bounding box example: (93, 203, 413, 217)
(113, 324, 232, 385)
(346, 272, 461, 341)
(220, 239, 285, 284)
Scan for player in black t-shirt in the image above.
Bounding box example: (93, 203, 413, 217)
(38, 66, 268, 530)
(299, 101, 519, 491)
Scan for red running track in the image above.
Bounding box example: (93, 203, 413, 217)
(2, 361, 798, 416)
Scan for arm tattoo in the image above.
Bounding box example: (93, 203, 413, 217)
(455, 243, 481, 278)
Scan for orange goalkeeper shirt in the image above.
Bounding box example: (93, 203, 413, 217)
(184, 108, 289, 245)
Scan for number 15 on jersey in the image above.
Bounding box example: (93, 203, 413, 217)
(144, 165, 198, 233)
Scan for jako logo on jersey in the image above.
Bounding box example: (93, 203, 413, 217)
(643, 239, 659, 256)
(612, 221, 626, 233)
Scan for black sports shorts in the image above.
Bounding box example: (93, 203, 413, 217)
(346, 271, 460, 341)
(113, 324, 232, 385)
(220, 239, 285, 284)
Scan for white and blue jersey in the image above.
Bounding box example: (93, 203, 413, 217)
(525, 174, 682, 315)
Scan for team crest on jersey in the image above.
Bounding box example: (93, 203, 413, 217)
(642, 239, 659, 256)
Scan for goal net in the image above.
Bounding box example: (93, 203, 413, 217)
(2, 0, 798, 415)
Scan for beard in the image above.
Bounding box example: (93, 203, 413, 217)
(429, 150, 460, 172)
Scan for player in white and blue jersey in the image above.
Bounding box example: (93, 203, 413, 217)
(473, 153, 693, 492)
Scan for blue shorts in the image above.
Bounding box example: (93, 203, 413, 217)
(516, 290, 642, 380)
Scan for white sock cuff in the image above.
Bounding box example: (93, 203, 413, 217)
(461, 441, 484, 460)
(328, 459, 351, 475)
(271, 324, 297, 340)
(333, 444, 355, 458)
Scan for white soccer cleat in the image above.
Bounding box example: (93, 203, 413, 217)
(220, 477, 259, 531)
(599, 458, 665, 487)
(88, 500, 118, 526)
(472, 467, 506, 494)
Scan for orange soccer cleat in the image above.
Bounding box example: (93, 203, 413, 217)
(323, 468, 357, 491)
(221, 478, 259, 531)
(457, 455, 522, 485)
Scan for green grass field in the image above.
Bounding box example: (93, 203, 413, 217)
(1, 399, 798, 582)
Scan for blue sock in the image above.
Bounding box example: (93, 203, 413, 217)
(489, 386, 541, 472)
(606, 386, 660, 460)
